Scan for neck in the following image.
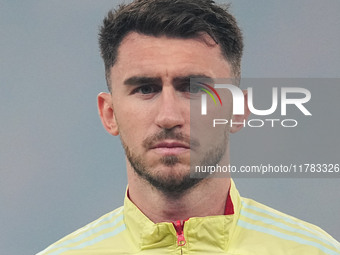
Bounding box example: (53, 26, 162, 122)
(127, 168, 230, 223)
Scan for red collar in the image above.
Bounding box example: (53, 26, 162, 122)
(224, 188, 234, 215)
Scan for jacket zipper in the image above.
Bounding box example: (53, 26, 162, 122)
(173, 220, 186, 246)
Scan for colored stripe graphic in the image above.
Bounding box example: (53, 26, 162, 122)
(200, 88, 216, 105)
(198, 82, 223, 106)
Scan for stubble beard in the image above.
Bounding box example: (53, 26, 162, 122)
(121, 129, 228, 198)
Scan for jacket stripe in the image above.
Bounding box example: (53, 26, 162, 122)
(237, 219, 339, 255)
(38, 208, 124, 254)
(241, 200, 339, 248)
(240, 209, 338, 251)
(48, 224, 126, 255)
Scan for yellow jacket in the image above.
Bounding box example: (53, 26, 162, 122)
(38, 181, 340, 254)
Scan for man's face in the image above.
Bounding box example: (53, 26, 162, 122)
(102, 32, 233, 195)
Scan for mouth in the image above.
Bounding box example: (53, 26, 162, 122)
(150, 141, 190, 155)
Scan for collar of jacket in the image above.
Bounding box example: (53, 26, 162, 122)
(123, 179, 241, 252)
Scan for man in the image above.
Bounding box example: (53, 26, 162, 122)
(38, 0, 340, 254)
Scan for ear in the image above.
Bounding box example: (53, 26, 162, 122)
(230, 89, 250, 133)
(97, 92, 119, 136)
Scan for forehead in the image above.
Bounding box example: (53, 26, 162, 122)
(111, 32, 231, 82)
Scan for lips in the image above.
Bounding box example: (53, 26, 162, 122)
(152, 141, 190, 149)
(150, 141, 190, 155)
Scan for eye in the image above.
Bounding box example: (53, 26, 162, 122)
(189, 84, 202, 94)
(179, 83, 203, 94)
(134, 85, 161, 94)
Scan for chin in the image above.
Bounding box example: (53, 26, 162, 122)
(148, 169, 201, 196)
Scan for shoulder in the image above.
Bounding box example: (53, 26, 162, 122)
(37, 206, 128, 255)
(233, 197, 340, 255)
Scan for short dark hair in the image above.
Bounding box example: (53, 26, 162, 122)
(99, 0, 243, 91)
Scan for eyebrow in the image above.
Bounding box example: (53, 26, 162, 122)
(173, 74, 214, 87)
(123, 76, 162, 86)
(123, 74, 214, 86)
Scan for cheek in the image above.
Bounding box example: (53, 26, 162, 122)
(190, 93, 233, 146)
(114, 105, 154, 142)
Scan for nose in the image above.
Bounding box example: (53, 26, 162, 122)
(154, 87, 186, 130)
